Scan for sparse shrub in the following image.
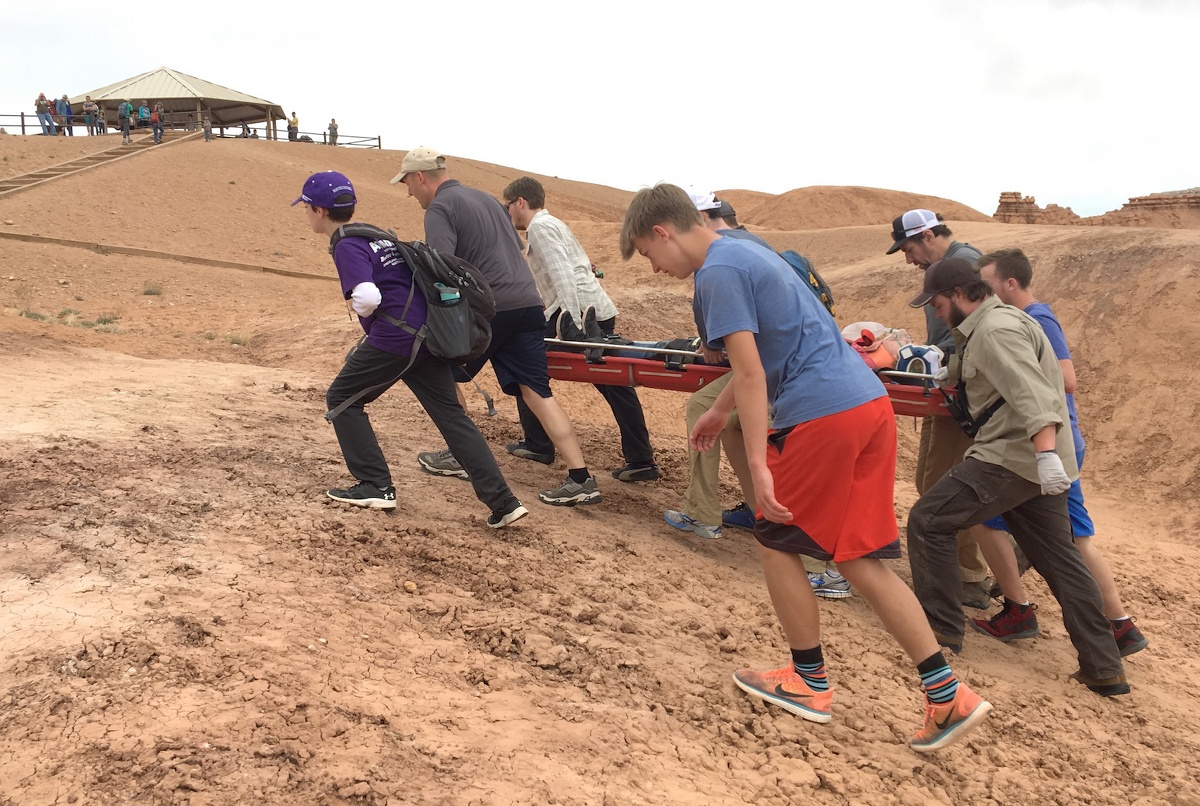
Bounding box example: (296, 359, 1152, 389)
(95, 324, 122, 334)
(96, 312, 120, 325)
(78, 320, 97, 328)
(143, 282, 163, 296)
(20, 310, 47, 321)
(201, 332, 216, 340)
(226, 333, 250, 346)
(58, 308, 80, 318)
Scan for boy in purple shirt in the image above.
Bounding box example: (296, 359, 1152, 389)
(294, 171, 528, 528)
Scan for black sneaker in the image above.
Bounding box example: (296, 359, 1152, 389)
(505, 441, 554, 465)
(488, 500, 529, 529)
(327, 481, 397, 510)
(611, 463, 661, 482)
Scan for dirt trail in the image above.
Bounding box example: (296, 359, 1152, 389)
(2, 136, 1198, 805)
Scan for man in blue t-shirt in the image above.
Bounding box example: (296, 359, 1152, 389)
(294, 171, 528, 529)
(970, 248, 1147, 656)
(620, 183, 990, 753)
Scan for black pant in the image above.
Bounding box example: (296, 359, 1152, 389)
(326, 342, 519, 513)
(517, 313, 654, 466)
(907, 457, 1123, 680)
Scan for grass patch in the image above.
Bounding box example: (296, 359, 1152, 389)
(143, 282, 163, 296)
(20, 310, 48, 321)
(96, 312, 120, 325)
(58, 308, 81, 318)
(78, 320, 97, 328)
(95, 324, 123, 334)
(226, 333, 251, 346)
(200, 332, 216, 341)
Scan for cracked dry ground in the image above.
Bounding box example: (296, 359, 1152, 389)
(2, 341, 1198, 806)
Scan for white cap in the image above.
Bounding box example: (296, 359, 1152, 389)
(687, 187, 722, 212)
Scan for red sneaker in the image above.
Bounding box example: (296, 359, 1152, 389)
(971, 599, 1040, 642)
(1112, 618, 1148, 657)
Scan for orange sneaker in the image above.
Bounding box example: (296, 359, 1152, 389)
(732, 666, 833, 723)
(909, 683, 992, 753)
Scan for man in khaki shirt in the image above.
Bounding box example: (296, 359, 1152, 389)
(905, 258, 1127, 696)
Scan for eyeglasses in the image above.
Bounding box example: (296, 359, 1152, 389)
(503, 198, 519, 210)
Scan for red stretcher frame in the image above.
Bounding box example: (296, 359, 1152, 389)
(544, 349, 949, 418)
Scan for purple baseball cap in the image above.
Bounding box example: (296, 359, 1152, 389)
(291, 170, 356, 209)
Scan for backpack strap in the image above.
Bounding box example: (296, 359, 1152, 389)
(323, 226, 427, 422)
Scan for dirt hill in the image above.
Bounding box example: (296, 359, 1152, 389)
(1, 135, 1198, 806)
(724, 186, 992, 231)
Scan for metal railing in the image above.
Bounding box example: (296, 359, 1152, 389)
(0, 112, 380, 148)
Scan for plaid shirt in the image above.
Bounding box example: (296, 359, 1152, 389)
(524, 209, 617, 322)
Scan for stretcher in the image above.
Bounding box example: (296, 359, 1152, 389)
(544, 339, 949, 418)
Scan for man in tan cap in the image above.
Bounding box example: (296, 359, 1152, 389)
(392, 147, 602, 507)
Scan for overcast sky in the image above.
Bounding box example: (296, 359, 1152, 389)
(3, 0, 1193, 216)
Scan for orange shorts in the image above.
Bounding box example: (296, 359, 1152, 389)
(754, 396, 900, 562)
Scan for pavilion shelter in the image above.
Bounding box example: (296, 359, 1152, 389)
(70, 67, 286, 138)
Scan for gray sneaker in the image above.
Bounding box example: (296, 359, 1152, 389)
(538, 475, 601, 506)
(417, 448, 469, 480)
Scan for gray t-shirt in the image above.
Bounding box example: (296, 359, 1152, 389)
(423, 180, 542, 313)
(924, 240, 981, 354)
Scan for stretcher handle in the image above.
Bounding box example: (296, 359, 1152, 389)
(877, 369, 943, 381)
(544, 338, 706, 359)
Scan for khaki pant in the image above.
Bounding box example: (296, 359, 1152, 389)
(916, 416, 989, 583)
(682, 373, 736, 526)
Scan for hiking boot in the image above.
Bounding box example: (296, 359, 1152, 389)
(1070, 669, 1130, 697)
(961, 579, 1000, 609)
(611, 463, 661, 482)
(732, 666, 833, 723)
(809, 570, 852, 600)
(505, 441, 554, 465)
(970, 600, 1040, 643)
(721, 502, 756, 531)
(909, 683, 992, 753)
(487, 500, 529, 529)
(1112, 618, 1148, 657)
(326, 481, 397, 510)
(934, 632, 963, 655)
(417, 448, 469, 480)
(538, 476, 601, 506)
(663, 510, 721, 540)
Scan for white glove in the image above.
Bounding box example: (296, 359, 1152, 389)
(1036, 451, 1072, 496)
(349, 282, 382, 317)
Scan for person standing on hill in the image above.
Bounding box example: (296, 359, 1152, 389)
(905, 257, 1129, 696)
(202, 116, 212, 142)
(621, 183, 991, 752)
(328, 119, 338, 146)
(117, 99, 134, 144)
(151, 102, 165, 144)
(501, 175, 661, 483)
(887, 209, 995, 609)
(82, 96, 97, 136)
(969, 248, 1148, 656)
(35, 93, 56, 135)
(138, 101, 151, 129)
(392, 147, 602, 507)
(288, 111, 299, 142)
(294, 170, 530, 529)
(55, 95, 73, 136)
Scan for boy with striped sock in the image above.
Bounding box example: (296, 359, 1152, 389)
(620, 184, 991, 752)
